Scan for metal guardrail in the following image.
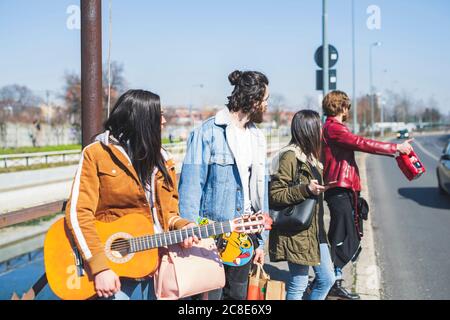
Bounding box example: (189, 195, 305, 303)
(0, 143, 188, 169)
(0, 136, 289, 169)
(0, 150, 81, 168)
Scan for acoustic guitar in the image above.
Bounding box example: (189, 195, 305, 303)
(44, 213, 272, 300)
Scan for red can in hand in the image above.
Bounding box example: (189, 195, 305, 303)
(396, 150, 426, 181)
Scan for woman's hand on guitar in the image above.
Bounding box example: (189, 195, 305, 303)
(181, 223, 200, 248)
(94, 269, 121, 298)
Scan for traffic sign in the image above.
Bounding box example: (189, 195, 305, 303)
(315, 45, 339, 69)
(316, 69, 337, 91)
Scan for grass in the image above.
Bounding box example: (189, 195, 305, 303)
(0, 144, 82, 155)
(0, 140, 182, 155)
(162, 138, 182, 144)
(0, 161, 79, 174)
(14, 212, 64, 227)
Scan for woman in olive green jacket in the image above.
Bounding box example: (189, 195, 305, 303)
(269, 110, 335, 300)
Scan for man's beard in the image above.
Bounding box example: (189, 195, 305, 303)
(249, 109, 264, 124)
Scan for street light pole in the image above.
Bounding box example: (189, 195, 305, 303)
(322, 0, 329, 97)
(351, 0, 358, 133)
(46, 90, 51, 125)
(369, 42, 381, 139)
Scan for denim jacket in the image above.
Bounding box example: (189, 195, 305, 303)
(178, 108, 269, 246)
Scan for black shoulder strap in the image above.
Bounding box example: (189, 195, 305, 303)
(294, 160, 313, 184)
(309, 164, 323, 184)
(11, 273, 48, 300)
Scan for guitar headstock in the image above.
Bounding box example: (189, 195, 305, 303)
(231, 212, 273, 234)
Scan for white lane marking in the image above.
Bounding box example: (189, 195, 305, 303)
(413, 139, 439, 161)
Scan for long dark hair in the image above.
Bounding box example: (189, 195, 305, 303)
(104, 89, 172, 188)
(290, 110, 322, 161)
(226, 70, 269, 114)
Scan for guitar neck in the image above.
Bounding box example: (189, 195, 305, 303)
(128, 221, 232, 253)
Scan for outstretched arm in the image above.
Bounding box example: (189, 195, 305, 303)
(325, 123, 398, 156)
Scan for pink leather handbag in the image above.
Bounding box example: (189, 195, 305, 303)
(153, 237, 226, 300)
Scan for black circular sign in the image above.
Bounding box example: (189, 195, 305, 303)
(315, 45, 339, 69)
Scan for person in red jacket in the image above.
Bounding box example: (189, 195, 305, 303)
(321, 91, 412, 300)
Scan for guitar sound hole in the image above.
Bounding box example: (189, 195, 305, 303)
(110, 238, 130, 258)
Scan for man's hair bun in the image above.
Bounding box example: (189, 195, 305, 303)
(228, 70, 242, 86)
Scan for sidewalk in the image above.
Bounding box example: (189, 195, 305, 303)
(352, 152, 382, 299)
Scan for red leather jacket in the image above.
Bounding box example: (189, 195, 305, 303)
(322, 117, 397, 191)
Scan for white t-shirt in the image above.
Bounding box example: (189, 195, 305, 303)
(229, 124, 253, 214)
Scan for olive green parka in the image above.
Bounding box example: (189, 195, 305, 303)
(268, 145, 325, 266)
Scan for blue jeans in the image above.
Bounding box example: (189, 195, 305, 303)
(335, 267, 343, 280)
(286, 244, 335, 300)
(99, 278, 156, 300)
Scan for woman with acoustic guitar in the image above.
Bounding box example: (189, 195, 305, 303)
(64, 89, 199, 299)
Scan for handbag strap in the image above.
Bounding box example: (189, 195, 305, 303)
(251, 263, 261, 279)
(254, 263, 270, 280)
(294, 160, 315, 185)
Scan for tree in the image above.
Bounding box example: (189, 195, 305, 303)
(0, 84, 42, 122)
(303, 95, 319, 112)
(355, 95, 371, 132)
(0, 84, 42, 110)
(420, 97, 441, 124)
(269, 94, 286, 126)
(62, 72, 82, 143)
(61, 61, 127, 143)
(0, 85, 43, 146)
(102, 61, 127, 117)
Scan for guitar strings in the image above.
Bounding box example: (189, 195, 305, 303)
(110, 222, 265, 251)
(109, 222, 264, 252)
(109, 218, 265, 252)
(109, 223, 227, 251)
(109, 227, 219, 251)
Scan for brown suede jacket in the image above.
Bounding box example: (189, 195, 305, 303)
(65, 132, 191, 275)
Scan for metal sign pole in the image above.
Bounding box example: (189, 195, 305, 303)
(322, 0, 329, 97)
(81, 0, 103, 148)
(352, 0, 358, 133)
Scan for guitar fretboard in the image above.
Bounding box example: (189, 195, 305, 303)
(128, 221, 232, 253)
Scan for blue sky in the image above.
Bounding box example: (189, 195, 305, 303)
(0, 0, 449, 112)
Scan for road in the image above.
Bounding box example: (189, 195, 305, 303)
(368, 133, 450, 299)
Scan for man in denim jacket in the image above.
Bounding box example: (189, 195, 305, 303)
(179, 70, 270, 300)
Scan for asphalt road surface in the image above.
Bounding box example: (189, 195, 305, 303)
(368, 133, 450, 300)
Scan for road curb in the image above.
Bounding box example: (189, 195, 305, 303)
(352, 153, 382, 300)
